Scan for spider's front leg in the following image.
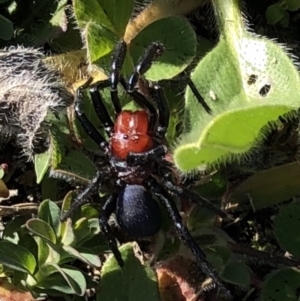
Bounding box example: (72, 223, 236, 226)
(127, 42, 165, 92)
(127, 145, 167, 166)
(109, 40, 127, 114)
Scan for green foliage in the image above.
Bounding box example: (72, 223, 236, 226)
(0, 0, 70, 46)
(266, 0, 300, 27)
(73, 0, 197, 78)
(173, 0, 300, 173)
(262, 268, 300, 301)
(98, 243, 160, 301)
(0, 195, 103, 299)
(274, 202, 300, 258)
(1, 0, 300, 300)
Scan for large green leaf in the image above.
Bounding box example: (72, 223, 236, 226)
(262, 268, 300, 301)
(173, 0, 300, 172)
(98, 243, 160, 301)
(274, 202, 300, 258)
(130, 16, 197, 80)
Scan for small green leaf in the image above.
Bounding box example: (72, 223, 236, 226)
(266, 4, 285, 25)
(275, 203, 300, 258)
(26, 219, 57, 244)
(0, 167, 4, 179)
(0, 179, 9, 199)
(54, 150, 97, 183)
(3, 215, 29, 243)
(58, 191, 75, 238)
(187, 206, 217, 231)
(285, 0, 300, 11)
(38, 199, 61, 233)
(60, 219, 76, 246)
(130, 16, 197, 80)
(0, 14, 13, 41)
(0, 241, 36, 274)
(221, 262, 250, 287)
(37, 237, 50, 266)
(50, 124, 66, 169)
(63, 245, 101, 267)
(262, 268, 300, 301)
(73, 218, 92, 244)
(38, 264, 86, 296)
(19, 234, 39, 263)
(99, 243, 160, 301)
(34, 150, 51, 184)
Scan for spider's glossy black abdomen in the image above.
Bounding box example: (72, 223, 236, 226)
(116, 184, 162, 238)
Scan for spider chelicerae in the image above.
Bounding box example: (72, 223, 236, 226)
(61, 40, 230, 297)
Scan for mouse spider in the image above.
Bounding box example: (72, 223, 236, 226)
(61, 40, 230, 297)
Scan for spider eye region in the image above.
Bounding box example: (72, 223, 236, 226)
(116, 184, 162, 238)
(110, 110, 153, 160)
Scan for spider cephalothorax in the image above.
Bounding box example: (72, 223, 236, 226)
(61, 40, 230, 297)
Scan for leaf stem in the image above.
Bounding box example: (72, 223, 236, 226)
(211, 0, 244, 42)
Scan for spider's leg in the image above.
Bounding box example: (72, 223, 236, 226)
(151, 83, 170, 139)
(148, 177, 231, 298)
(60, 170, 103, 221)
(186, 77, 212, 114)
(75, 87, 109, 150)
(99, 193, 124, 267)
(127, 145, 167, 166)
(162, 176, 228, 218)
(110, 40, 127, 114)
(121, 78, 157, 132)
(161, 169, 230, 218)
(125, 42, 165, 133)
(89, 83, 114, 137)
(127, 42, 165, 92)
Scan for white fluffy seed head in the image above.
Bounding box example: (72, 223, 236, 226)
(0, 46, 73, 159)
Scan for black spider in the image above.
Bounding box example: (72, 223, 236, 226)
(61, 40, 230, 297)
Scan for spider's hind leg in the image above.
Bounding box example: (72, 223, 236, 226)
(99, 193, 124, 267)
(147, 177, 231, 298)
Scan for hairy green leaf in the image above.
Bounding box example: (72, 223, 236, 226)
(173, 0, 300, 172)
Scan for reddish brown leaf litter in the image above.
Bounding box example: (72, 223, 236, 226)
(156, 256, 208, 301)
(0, 279, 36, 301)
